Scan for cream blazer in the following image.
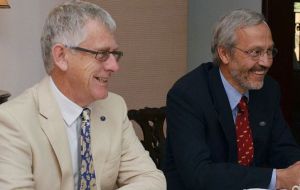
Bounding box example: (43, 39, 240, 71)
(0, 77, 166, 190)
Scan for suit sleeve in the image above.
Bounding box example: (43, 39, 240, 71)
(116, 98, 166, 190)
(267, 82, 300, 168)
(0, 108, 35, 190)
(165, 87, 272, 190)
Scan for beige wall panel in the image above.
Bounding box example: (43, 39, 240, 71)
(88, 0, 187, 110)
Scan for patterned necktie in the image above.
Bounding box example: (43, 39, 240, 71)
(235, 96, 254, 166)
(80, 108, 97, 190)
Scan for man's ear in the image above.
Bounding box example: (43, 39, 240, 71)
(217, 46, 231, 65)
(52, 44, 68, 71)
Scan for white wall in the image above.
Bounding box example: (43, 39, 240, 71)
(0, 0, 62, 98)
(188, 0, 262, 71)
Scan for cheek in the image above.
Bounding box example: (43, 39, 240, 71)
(67, 66, 85, 85)
(233, 58, 255, 71)
(68, 65, 96, 92)
(83, 62, 98, 79)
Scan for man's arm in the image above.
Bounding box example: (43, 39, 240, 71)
(265, 82, 300, 189)
(0, 108, 34, 190)
(268, 99, 300, 167)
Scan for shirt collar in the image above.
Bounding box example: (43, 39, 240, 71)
(49, 77, 83, 126)
(219, 69, 249, 110)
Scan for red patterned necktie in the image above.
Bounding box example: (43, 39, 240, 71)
(235, 96, 254, 166)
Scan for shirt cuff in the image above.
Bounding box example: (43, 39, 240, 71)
(268, 169, 276, 190)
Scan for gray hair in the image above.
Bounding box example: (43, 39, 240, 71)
(211, 9, 266, 65)
(40, 1, 116, 74)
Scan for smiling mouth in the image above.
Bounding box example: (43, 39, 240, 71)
(252, 70, 266, 75)
(94, 76, 108, 83)
(250, 66, 268, 76)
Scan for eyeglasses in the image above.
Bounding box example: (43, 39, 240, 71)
(233, 46, 278, 61)
(66, 46, 123, 62)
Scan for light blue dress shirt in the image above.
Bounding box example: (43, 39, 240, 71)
(219, 70, 276, 190)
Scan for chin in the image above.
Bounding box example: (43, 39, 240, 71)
(92, 90, 108, 100)
(247, 81, 264, 90)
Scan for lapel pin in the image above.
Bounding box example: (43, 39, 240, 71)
(258, 121, 266, 127)
(100, 116, 106, 121)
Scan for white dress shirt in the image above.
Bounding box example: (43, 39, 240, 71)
(49, 77, 83, 190)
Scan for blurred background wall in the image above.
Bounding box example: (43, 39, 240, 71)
(0, 0, 261, 109)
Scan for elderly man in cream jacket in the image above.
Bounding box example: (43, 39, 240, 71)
(0, 1, 166, 190)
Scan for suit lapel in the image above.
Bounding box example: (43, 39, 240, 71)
(208, 67, 238, 162)
(89, 103, 111, 187)
(37, 77, 74, 189)
(248, 90, 269, 163)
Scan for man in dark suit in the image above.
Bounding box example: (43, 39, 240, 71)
(164, 9, 300, 190)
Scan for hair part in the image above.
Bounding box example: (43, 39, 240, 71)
(211, 9, 266, 66)
(40, 1, 116, 74)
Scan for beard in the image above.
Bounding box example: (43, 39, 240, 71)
(230, 66, 267, 90)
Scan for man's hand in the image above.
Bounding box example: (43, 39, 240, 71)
(276, 161, 300, 189)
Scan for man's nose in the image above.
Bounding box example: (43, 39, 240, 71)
(257, 53, 273, 68)
(104, 54, 120, 72)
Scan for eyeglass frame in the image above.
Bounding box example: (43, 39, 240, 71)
(232, 46, 278, 61)
(65, 46, 124, 62)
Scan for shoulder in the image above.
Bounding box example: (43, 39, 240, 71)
(0, 85, 38, 116)
(174, 62, 214, 85)
(0, 84, 40, 140)
(90, 92, 128, 117)
(168, 62, 216, 97)
(96, 92, 126, 106)
(0, 77, 51, 115)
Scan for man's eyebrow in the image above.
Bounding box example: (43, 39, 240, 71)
(95, 47, 119, 51)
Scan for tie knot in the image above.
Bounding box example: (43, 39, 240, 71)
(238, 96, 248, 112)
(81, 108, 91, 121)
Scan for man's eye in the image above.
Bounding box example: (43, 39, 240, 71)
(266, 49, 273, 55)
(98, 51, 109, 57)
(248, 50, 261, 57)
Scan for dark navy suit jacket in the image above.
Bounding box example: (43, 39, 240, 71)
(164, 62, 300, 190)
